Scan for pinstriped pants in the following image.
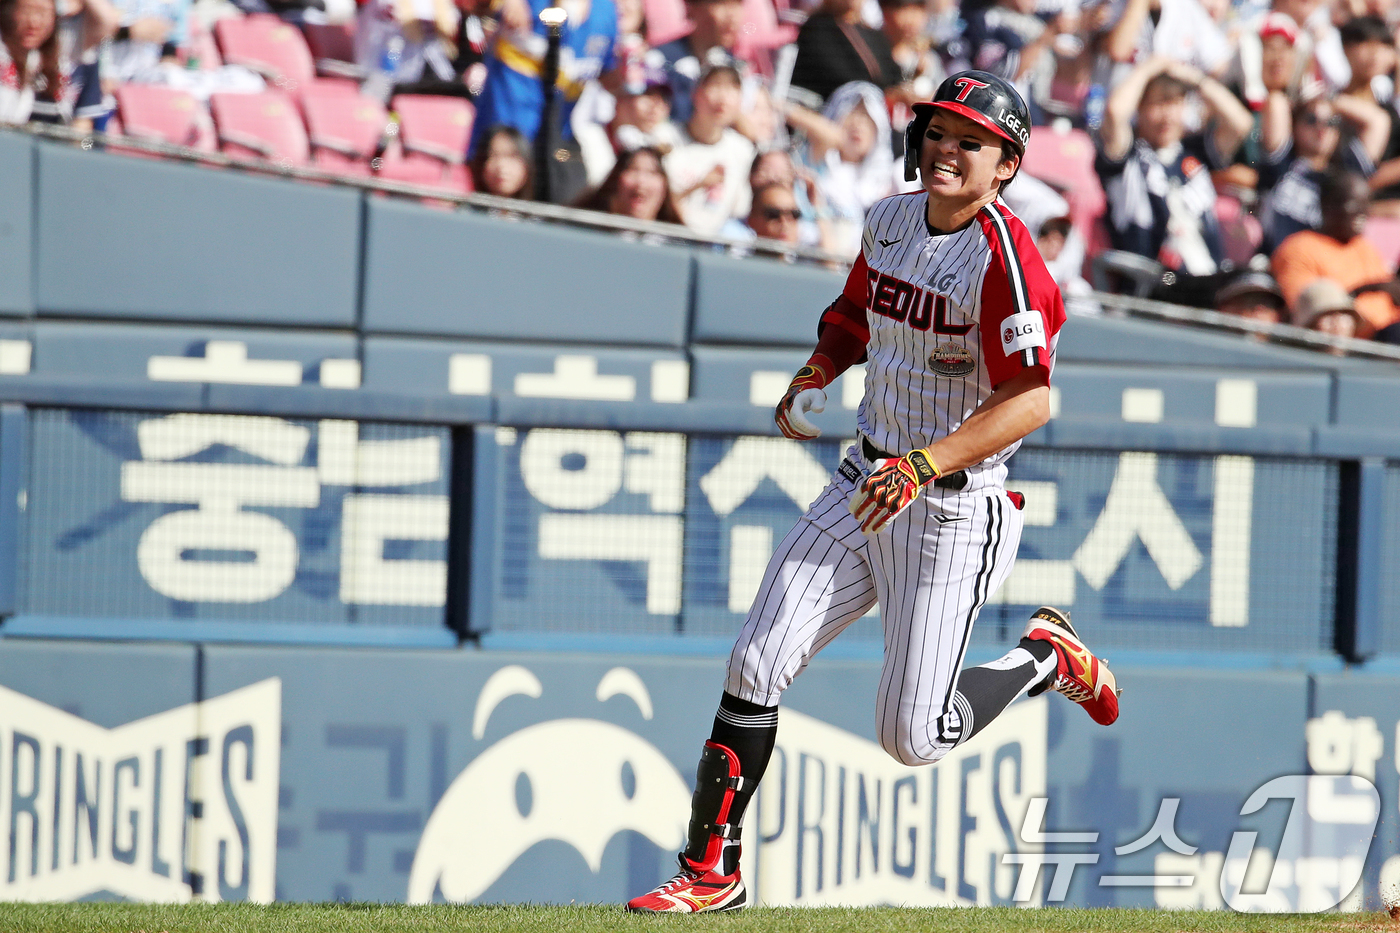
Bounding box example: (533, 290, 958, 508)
(724, 458, 1024, 766)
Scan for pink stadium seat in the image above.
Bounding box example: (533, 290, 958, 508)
(733, 0, 796, 69)
(210, 90, 310, 164)
(299, 76, 361, 98)
(215, 14, 315, 91)
(1364, 215, 1400, 269)
(644, 0, 690, 46)
(374, 95, 475, 193)
(301, 22, 364, 80)
(392, 94, 474, 163)
(1214, 195, 1263, 268)
(1021, 125, 1106, 235)
(113, 85, 217, 151)
(300, 86, 388, 176)
(645, 0, 792, 62)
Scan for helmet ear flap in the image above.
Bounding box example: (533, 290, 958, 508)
(904, 111, 931, 182)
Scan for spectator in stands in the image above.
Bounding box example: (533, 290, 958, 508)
(1273, 0, 1350, 90)
(1233, 10, 1304, 114)
(1096, 55, 1252, 278)
(1343, 16, 1400, 216)
(962, 0, 1076, 118)
(730, 181, 803, 244)
(804, 80, 892, 254)
(1100, 0, 1232, 80)
(719, 148, 830, 246)
(356, 0, 463, 101)
(577, 144, 684, 222)
(653, 0, 742, 126)
(1272, 169, 1400, 338)
(1338, 16, 1394, 105)
(1294, 278, 1364, 351)
(1257, 91, 1389, 251)
(576, 70, 682, 186)
(1214, 270, 1287, 326)
(788, 0, 901, 107)
(469, 124, 533, 197)
(100, 0, 187, 84)
(0, 0, 103, 126)
(880, 0, 941, 102)
(664, 63, 755, 236)
(469, 0, 619, 202)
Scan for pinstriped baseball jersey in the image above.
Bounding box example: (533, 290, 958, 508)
(841, 191, 1067, 489)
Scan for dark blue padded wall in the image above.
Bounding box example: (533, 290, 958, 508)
(1052, 365, 1331, 426)
(0, 639, 196, 726)
(1056, 314, 1393, 371)
(361, 200, 692, 347)
(362, 336, 688, 402)
(0, 132, 33, 317)
(31, 321, 359, 386)
(34, 142, 360, 326)
(690, 252, 843, 346)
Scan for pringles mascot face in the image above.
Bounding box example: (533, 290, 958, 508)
(407, 665, 691, 903)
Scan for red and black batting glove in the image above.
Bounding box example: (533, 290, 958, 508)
(848, 449, 942, 534)
(774, 355, 833, 440)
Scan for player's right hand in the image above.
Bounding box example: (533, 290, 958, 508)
(775, 385, 826, 439)
(774, 362, 830, 440)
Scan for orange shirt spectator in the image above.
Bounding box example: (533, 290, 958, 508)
(1271, 171, 1400, 335)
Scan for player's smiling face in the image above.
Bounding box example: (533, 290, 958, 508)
(919, 111, 1018, 204)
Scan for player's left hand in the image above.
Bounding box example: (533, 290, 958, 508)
(848, 449, 941, 534)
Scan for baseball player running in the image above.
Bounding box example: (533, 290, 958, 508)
(627, 71, 1120, 914)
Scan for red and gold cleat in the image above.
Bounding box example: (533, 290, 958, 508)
(1023, 606, 1120, 726)
(626, 855, 747, 913)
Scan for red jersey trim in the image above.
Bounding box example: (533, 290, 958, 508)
(842, 252, 871, 307)
(976, 202, 1064, 386)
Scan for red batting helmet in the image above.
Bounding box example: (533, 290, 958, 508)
(904, 70, 1031, 181)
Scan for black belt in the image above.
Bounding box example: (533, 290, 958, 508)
(861, 437, 968, 491)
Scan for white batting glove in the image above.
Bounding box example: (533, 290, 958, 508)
(776, 386, 826, 439)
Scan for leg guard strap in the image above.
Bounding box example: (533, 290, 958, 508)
(683, 740, 743, 872)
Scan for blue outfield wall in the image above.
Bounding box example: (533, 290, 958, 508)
(0, 639, 1395, 911)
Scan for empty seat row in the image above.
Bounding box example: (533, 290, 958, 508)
(111, 82, 474, 193)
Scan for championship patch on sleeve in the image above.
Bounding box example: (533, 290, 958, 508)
(1001, 310, 1046, 355)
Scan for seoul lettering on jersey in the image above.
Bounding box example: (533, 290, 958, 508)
(863, 269, 973, 335)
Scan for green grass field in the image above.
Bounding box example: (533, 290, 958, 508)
(0, 905, 1397, 933)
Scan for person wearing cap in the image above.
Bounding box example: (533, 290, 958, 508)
(1096, 54, 1253, 276)
(1215, 271, 1287, 329)
(663, 63, 756, 236)
(1294, 279, 1365, 352)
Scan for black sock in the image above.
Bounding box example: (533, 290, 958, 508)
(951, 638, 1056, 743)
(706, 692, 778, 873)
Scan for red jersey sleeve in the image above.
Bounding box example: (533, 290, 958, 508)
(842, 251, 872, 307)
(976, 203, 1067, 388)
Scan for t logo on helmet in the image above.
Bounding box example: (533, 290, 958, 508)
(951, 77, 990, 102)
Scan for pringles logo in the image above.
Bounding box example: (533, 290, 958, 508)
(0, 679, 281, 903)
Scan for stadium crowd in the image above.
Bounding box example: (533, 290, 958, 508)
(5, 0, 1400, 343)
